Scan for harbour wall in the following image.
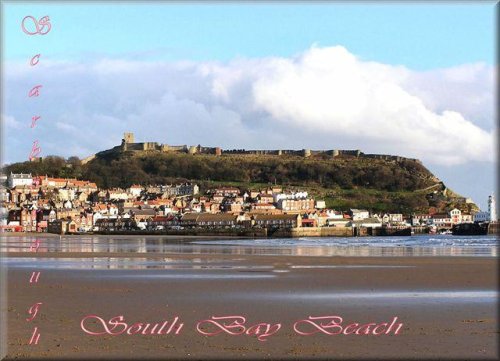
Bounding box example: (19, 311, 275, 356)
(488, 222, 499, 235)
(272, 227, 354, 237)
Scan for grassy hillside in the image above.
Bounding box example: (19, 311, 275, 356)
(82, 151, 437, 191)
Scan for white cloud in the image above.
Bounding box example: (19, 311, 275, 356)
(247, 46, 494, 165)
(404, 62, 495, 131)
(2, 45, 495, 166)
(2, 114, 23, 129)
(55, 121, 77, 131)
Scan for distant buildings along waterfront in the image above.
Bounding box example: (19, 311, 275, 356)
(1, 172, 495, 235)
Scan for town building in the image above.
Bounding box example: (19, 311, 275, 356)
(277, 199, 315, 212)
(350, 209, 370, 221)
(315, 200, 326, 209)
(252, 214, 302, 228)
(349, 217, 382, 228)
(431, 214, 452, 228)
(274, 191, 308, 203)
(180, 213, 239, 228)
(128, 184, 143, 197)
(474, 211, 490, 223)
(8, 173, 33, 188)
(412, 214, 431, 226)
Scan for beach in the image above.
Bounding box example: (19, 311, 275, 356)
(2, 235, 498, 359)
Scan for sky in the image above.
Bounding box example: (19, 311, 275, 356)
(1, 2, 497, 210)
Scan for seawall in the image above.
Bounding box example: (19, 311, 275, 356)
(272, 227, 354, 237)
(95, 228, 268, 237)
(487, 222, 499, 235)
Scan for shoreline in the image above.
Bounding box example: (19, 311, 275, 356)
(2, 234, 498, 359)
(4, 225, 495, 239)
(4, 252, 498, 359)
(1, 230, 423, 239)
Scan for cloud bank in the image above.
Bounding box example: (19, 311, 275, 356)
(3, 45, 495, 166)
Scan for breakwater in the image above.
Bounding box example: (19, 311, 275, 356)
(271, 227, 354, 237)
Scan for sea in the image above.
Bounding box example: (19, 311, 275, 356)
(2, 234, 498, 320)
(1, 234, 498, 271)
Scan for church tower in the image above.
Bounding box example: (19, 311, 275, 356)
(488, 194, 497, 221)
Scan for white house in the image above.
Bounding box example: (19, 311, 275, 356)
(412, 214, 431, 226)
(277, 198, 315, 211)
(315, 200, 326, 209)
(350, 209, 370, 221)
(325, 210, 344, 220)
(108, 205, 119, 216)
(108, 189, 129, 201)
(8, 173, 33, 188)
(58, 188, 76, 201)
(0, 186, 9, 202)
(389, 214, 403, 223)
(449, 208, 462, 224)
(128, 184, 143, 198)
(431, 214, 452, 227)
(381, 213, 403, 224)
(274, 191, 308, 202)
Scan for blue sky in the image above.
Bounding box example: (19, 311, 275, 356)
(2, 2, 497, 210)
(4, 2, 496, 68)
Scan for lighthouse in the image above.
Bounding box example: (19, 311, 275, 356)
(488, 194, 497, 222)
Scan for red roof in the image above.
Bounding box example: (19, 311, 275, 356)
(152, 215, 174, 221)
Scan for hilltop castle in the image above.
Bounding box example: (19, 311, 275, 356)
(121, 132, 223, 155)
(81, 132, 421, 164)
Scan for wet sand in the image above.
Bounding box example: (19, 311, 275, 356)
(2, 251, 498, 360)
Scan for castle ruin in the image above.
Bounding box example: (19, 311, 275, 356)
(81, 132, 421, 165)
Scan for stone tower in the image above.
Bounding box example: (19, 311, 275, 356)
(488, 194, 497, 221)
(123, 132, 135, 144)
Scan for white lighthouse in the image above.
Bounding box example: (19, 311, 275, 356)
(488, 194, 497, 222)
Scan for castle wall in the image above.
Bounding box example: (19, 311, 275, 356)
(161, 145, 188, 153)
(223, 149, 293, 156)
(198, 146, 221, 155)
(125, 143, 147, 151)
(337, 150, 361, 157)
(143, 142, 159, 151)
(103, 132, 418, 163)
(364, 154, 404, 162)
